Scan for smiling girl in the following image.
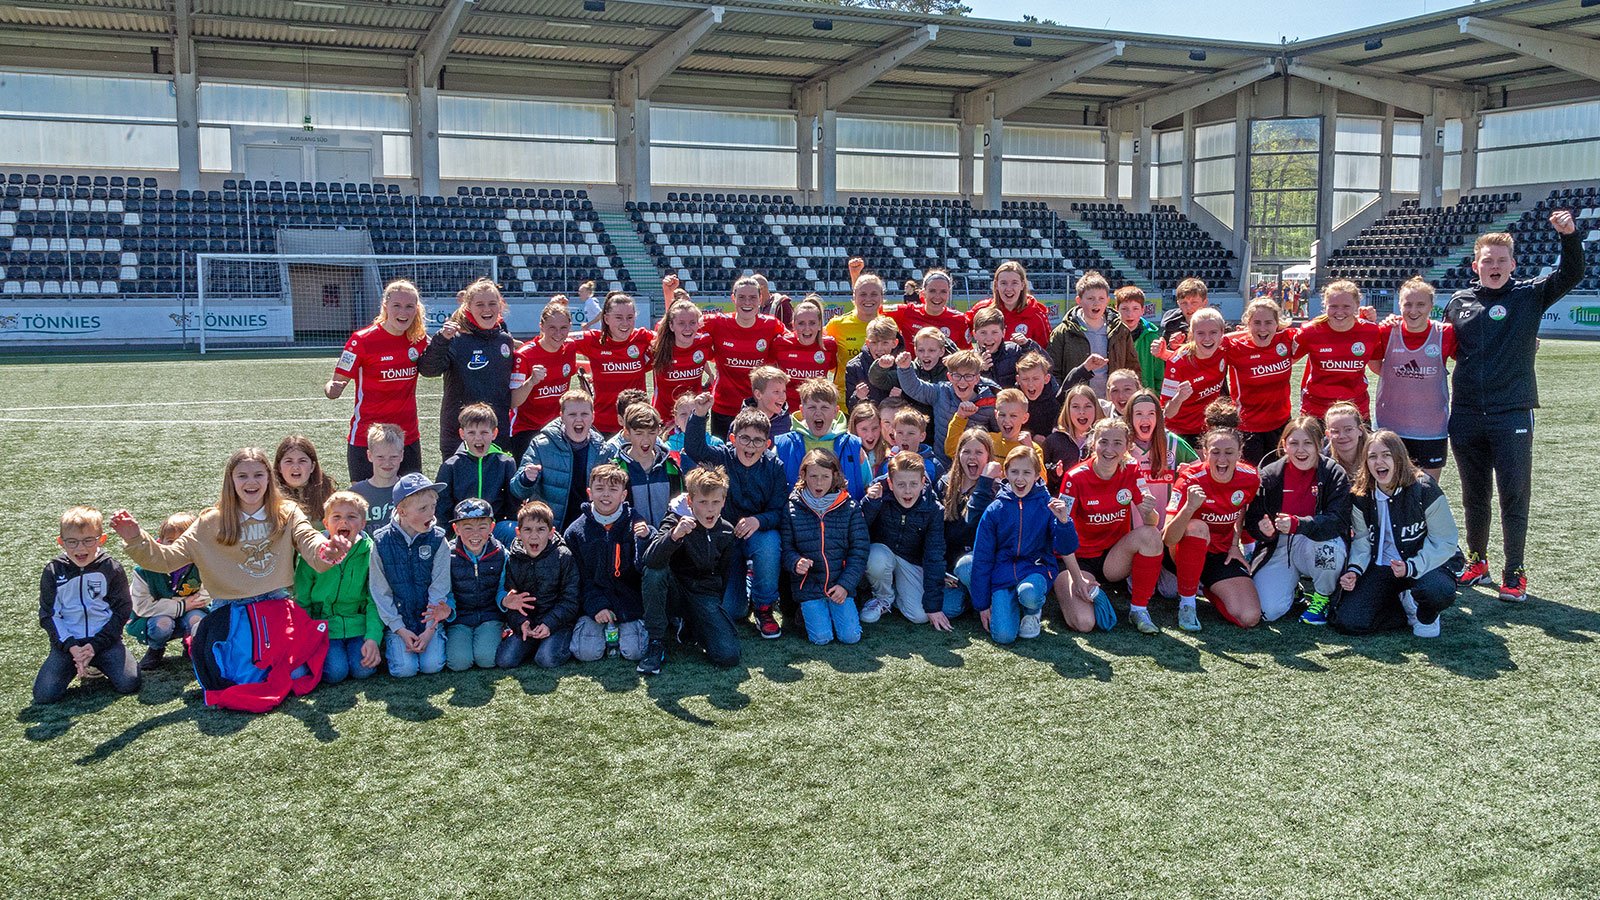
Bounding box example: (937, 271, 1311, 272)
(1042, 383, 1104, 495)
(508, 297, 580, 464)
(327, 279, 427, 481)
(1295, 280, 1381, 420)
(772, 295, 838, 413)
(1243, 417, 1352, 625)
(1222, 298, 1299, 466)
(649, 280, 714, 421)
(576, 291, 657, 434)
(968, 260, 1051, 345)
(273, 435, 336, 520)
(112, 448, 352, 610)
(706, 275, 786, 436)
(1158, 307, 1229, 446)
(418, 278, 517, 460)
(1162, 407, 1262, 632)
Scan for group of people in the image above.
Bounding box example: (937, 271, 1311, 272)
(33, 208, 1582, 710)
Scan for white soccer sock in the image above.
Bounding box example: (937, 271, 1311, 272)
(1179, 595, 1197, 609)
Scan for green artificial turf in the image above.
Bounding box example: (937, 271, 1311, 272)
(3, 346, 1598, 899)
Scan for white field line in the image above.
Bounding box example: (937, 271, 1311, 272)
(0, 417, 349, 425)
(0, 394, 442, 412)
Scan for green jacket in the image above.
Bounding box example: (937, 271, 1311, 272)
(1125, 317, 1165, 391)
(293, 534, 383, 643)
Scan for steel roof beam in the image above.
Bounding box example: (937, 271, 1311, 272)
(1285, 59, 1475, 115)
(957, 40, 1123, 122)
(795, 24, 937, 115)
(1107, 56, 1279, 127)
(415, 0, 474, 88)
(1459, 15, 1600, 84)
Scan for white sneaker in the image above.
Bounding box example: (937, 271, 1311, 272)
(1018, 611, 1042, 639)
(1413, 616, 1441, 638)
(1399, 590, 1420, 628)
(859, 596, 891, 624)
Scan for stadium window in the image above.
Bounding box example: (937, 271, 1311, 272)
(1476, 99, 1600, 187)
(1000, 124, 1104, 198)
(1192, 121, 1236, 229)
(0, 71, 178, 169)
(1153, 129, 1182, 200)
(1442, 118, 1463, 193)
(200, 82, 412, 177)
(838, 116, 959, 194)
(1248, 118, 1320, 261)
(652, 106, 796, 190)
(1333, 116, 1382, 226)
(1391, 120, 1422, 194)
(1118, 134, 1133, 200)
(438, 95, 615, 183)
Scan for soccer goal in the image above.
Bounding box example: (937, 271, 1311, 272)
(195, 253, 498, 352)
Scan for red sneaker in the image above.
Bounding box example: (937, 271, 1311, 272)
(1458, 554, 1493, 588)
(752, 606, 783, 639)
(1498, 568, 1527, 602)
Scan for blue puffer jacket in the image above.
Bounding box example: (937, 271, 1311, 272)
(861, 475, 946, 613)
(773, 412, 873, 499)
(448, 536, 507, 628)
(512, 419, 606, 528)
(970, 481, 1078, 610)
(561, 502, 648, 623)
(779, 490, 869, 604)
(683, 413, 788, 529)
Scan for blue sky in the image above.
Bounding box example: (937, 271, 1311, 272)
(964, 0, 1477, 44)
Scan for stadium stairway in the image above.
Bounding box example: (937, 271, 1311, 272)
(594, 206, 659, 302)
(1422, 207, 1530, 285)
(1061, 217, 1162, 296)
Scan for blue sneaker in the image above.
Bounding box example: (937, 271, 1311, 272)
(1299, 591, 1332, 626)
(1092, 588, 1117, 631)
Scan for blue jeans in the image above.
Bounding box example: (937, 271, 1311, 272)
(385, 629, 447, 677)
(494, 627, 573, 669)
(322, 636, 377, 684)
(940, 554, 974, 619)
(800, 596, 862, 645)
(721, 528, 781, 619)
(145, 609, 206, 652)
(988, 573, 1048, 644)
(445, 621, 504, 671)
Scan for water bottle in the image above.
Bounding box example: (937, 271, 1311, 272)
(604, 621, 620, 658)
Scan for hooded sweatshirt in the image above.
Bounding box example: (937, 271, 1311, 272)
(773, 410, 874, 499)
(417, 315, 517, 453)
(435, 441, 519, 524)
(970, 481, 1079, 609)
(293, 533, 383, 643)
(39, 549, 132, 653)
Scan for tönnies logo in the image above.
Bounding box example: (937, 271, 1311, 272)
(726, 356, 765, 368)
(1322, 360, 1368, 371)
(379, 366, 418, 379)
(1248, 359, 1293, 377)
(599, 361, 641, 373)
(0, 313, 102, 334)
(1084, 511, 1124, 525)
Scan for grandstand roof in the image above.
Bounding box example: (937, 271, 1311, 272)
(2, 0, 1597, 113)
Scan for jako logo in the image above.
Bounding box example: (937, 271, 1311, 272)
(1569, 306, 1600, 328)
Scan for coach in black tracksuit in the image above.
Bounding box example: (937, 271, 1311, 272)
(1445, 210, 1583, 595)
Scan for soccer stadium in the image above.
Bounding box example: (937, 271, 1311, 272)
(4, 0, 1600, 896)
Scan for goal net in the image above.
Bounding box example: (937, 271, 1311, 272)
(195, 253, 498, 352)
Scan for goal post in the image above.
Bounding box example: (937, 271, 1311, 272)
(195, 253, 498, 353)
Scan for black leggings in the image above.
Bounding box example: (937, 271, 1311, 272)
(1240, 423, 1287, 469)
(1449, 409, 1534, 574)
(345, 441, 423, 484)
(1331, 564, 1456, 635)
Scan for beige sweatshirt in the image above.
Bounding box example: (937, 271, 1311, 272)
(123, 505, 333, 602)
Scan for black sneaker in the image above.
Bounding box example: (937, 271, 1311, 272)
(138, 647, 166, 671)
(636, 640, 665, 676)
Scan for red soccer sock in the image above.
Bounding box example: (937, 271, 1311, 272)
(1174, 534, 1207, 599)
(1129, 551, 1162, 609)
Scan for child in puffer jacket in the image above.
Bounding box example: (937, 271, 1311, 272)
(779, 449, 870, 646)
(971, 446, 1079, 645)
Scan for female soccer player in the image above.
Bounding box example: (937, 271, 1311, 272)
(1157, 307, 1228, 448)
(508, 297, 579, 463)
(1124, 388, 1198, 531)
(1162, 405, 1262, 632)
(1055, 418, 1166, 635)
(1243, 417, 1352, 625)
(1295, 280, 1381, 420)
(1223, 298, 1298, 466)
(704, 275, 785, 437)
(575, 292, 656, 434)
(1331, 430, 1459, 637)
(649, 281, 713, 421)
(886, 269, 971, 349)
(326, 279, 427, 481)
(1370, 277, 1454, 482)
(771, 295, 838, 413)
(417, 278, 517, 460)
(967, 260, 1051, 345)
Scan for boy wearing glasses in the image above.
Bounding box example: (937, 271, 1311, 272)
(34, 506, 141, 704)
(893, 348, 1000, 465)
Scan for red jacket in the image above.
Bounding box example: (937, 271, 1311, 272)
(967, 295, 1053, 346)
(188, 596, 328, 713)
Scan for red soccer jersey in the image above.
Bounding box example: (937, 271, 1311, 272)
(334, 324, 428, 445)
(886, 303, 971, 349)
(771, 333, 838, 412)
(576, 327, 655, 432)
(1160, 349, 1228, 436)
(653, 332, 714, 418)
(1295, 319, 1381, 418)
(704, 313, 784, 416)
(1168, 461, 1260, 554)
(966, 296, 1052, 345)
(1061, 460, 1151, 558)
(510, 338, 580, 435)
(1222, 329, 1298, 433)
(1374, 321, 1456, 361)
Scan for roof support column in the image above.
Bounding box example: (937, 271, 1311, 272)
(1459, 111, 1480, 196)
(981, 116, 1003, 210)
(1419, 90, 1448, 207)
(1104, 128, 1119, 201)
(818, 109, 838, 206)
(797, 111, 815, 202)
(173, 0, 200, 191)
(959, 121, 977, 200)
(1379, 105, 1395, 209)
(408, 69, 441, 195)
(614, 5, 724, 203)
(1315, 89, 1338, 284)
(1231, 90, 1251, 274)
(1180, 109, 1195, 217)
(1131, 123, 1152, 213)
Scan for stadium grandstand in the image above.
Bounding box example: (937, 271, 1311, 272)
(1, 0, 1598, 348)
